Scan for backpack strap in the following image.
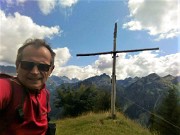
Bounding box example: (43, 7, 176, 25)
(15, 85, 26, 123)
(46, 90, 50, 122)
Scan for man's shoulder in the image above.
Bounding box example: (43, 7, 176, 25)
(0, 77, 11, 88)
(0, 73, 15, 84)
(0, 74, 22, 99)
(0, 75, 20, 88)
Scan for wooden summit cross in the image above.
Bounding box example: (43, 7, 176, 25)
(76, 23, 159, 119)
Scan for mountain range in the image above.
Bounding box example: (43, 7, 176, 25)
(48, 72, 179, 126)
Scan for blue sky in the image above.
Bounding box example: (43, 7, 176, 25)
(0, 0, 179, 80)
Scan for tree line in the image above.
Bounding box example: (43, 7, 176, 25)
(54, 84, 111, 117)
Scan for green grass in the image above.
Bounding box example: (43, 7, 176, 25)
(53, 112, 157, 135)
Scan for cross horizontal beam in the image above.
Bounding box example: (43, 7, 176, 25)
(76, 47, 159, 56)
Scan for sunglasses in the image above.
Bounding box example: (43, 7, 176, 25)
(20, 61, 51, 72)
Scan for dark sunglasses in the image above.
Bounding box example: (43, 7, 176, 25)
(20, 61, 51, 72)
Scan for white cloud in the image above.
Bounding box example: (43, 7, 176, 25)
(3, 0, 79, 15)
(37, 0, 79, 15)
(37, 0, 56, 15)
(59, 0, 79, 8)
(54, 65, 99, 80)
(54, 47, 71, 66)
(0, 10, 60, 65)
(52, 47, 73, 78)
(52, 51, 180, 80)
(123, 0, 180, 40)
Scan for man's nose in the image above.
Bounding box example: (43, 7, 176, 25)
(30, 65, 40, 74)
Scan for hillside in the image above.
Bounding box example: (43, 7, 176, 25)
(118, 73, 178, 126)
(54, 112, 155, 135)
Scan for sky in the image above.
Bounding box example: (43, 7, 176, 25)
(0, 0, 179, 80)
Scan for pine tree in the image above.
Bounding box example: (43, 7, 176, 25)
(150, 86, 180, 135)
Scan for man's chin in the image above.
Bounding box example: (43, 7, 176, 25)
(26, 80, 42, 89)
(26, 85, 42, 92)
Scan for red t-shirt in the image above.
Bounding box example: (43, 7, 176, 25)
(0, 78, 51, 135)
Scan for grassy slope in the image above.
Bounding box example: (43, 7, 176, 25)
(54, 112, 156, 135)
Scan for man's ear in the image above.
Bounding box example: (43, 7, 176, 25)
(51, 65, 55, 71)
(49, 65, 55, 74)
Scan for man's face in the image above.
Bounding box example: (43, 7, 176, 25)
(16, 45, 54, 90)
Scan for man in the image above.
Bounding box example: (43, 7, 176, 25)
(0, 38, 55, 135)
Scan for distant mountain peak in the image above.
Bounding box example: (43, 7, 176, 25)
(79, 73, 111, 89)
(162, 74, 175, 81)
(146, 73, 160, 80)
(99, 73, 110, 78)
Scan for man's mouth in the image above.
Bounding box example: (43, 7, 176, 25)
(27, 77, 42, 81)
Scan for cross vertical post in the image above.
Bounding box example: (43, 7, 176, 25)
(76, 23, 159, 119)
(111, 23, 117, 119)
